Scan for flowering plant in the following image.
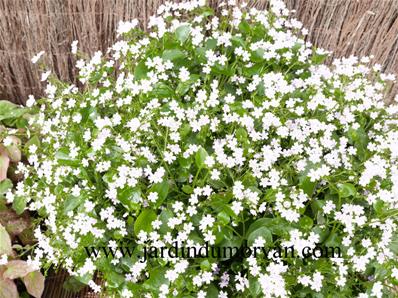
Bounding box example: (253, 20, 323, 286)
(11, 0, 398, 297)
(0, 101, 44, 298)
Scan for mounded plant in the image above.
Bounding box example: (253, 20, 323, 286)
(9, 0, 398, 297)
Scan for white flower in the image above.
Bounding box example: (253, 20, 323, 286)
(19, 1, 398, 296)
(26, 95, 36, 107)
(166, 269, 179, 282)
(127, 118, 141, 132)
(199, 214, 215, 231)
(211, 169, 221, 180)
(2, 136, 13, 147)
(231, 201, 243, 215)
(148, 192, 159, 203)
(71, 40, 78, 54)
(323, 200, 336, 214)
(179, 67, 190, 82)
(29, 144, 38, 154)
(121, 289, 133, 298)
(88, 280, 101, 293)
(205, 156, 215, 168)
(371, 281, 383, 298)
(311, 272, 324, 292)
(392, 268, 398, 279)
(0, 254, 8, 265)
(197, 290, 206, 298)
(117, 19, 139, 36)
(41, 70, 51, 82)
(31, 51, 45, 64)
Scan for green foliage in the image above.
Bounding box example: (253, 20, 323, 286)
(15, 0, 398, 297)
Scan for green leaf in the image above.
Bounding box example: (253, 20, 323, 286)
(215, 226, 233, 245)
(213, 63, 234, 76)
(247, 217, 290, 237)
(201, 7, 214, 17)
(179, 124, 191, 139)
(24, 135, 40, 152)
(312, 226, 329, 243)
(311, 53, 327, 65)
(22, 271, 45, 298)
(182, 185, 193, 194)
(194, 47, 207, 63)
(13, 115, 30, 129)
(235, 127, 248, 143)
(299, 176, 316, 197)
(249, 276, 261, 296)
(177, 168, 190, 183)
(310, 199, 324, 214)
(200, 259, 212, 270)
(217, 236, 242, 260)
(298, 161, 318, 197)
(0, 101, 28, 121)
(206, 284, 219, 297)
(144, 268, 169, 292)
(134, 209, 157, 235)
(0, 179, 12, 195)
(247, 226, 272, 246)
(243, 63, 263, 76)
(63, 195, 84, 215)
(63, 276, 86, 292)
(74, 272, 93, 285)
(389, 232, 398, 254)
(195, 147, 208, 168)
(252, 49, 265, 62)
(162, 49, 186, 61)
(151, 83, 174, 98)
(134, 60, 149, 80)
(298, 215, 313, 230)
(81, 107, 97, 123)
(239, 20, 251, 34)
(231, 36, 245, 47)
(175, 25, 191, 43)
(348, 127, 369, 161)
(208, 179, 224, 190)
(159, 209, 173, 234)
(204, 38, 217, 50)
(337, 183, 356, 198)
(217, 211, 230, 225)
(107, 271, 125, 288)
(209, 193, 233, 210)
(12, 196, 26, 215)
(324, 231, 341, 247)
(118, 187, 141, 211)
(55, 148, 79, 166)
(373, 200, 385, 216)
(0, 223, 12, 256)
(149, 180, 169, 207)
(256, 81, 265, 96)
(176, 74, 200, 96)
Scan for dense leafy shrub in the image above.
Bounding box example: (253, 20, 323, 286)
(0, 101, 44, 298)
(10, 0, 398, 296)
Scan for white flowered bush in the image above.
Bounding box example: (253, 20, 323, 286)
(11, 0, 398, 296)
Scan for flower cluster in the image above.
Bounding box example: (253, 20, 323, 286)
(13, 0, 398, 297)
